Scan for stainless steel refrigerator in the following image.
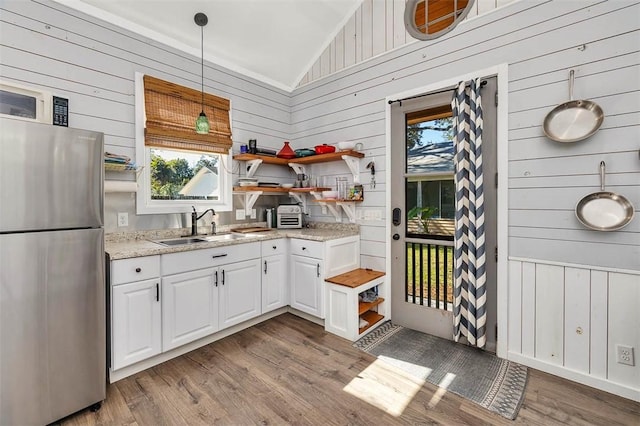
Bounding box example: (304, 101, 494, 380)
(0, 118, 106, 425)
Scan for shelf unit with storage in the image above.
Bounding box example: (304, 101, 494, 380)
(232, 151, 365, 221)
(324, 268, 386, 341)
(104, 162, 143, 193)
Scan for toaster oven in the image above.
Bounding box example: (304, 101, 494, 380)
(277, 204, 302, 229)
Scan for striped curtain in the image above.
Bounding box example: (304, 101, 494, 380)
(451, 79, 487, 349)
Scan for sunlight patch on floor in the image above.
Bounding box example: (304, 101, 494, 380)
(342, 358, 429, 416)
(428, 372, 455, 408)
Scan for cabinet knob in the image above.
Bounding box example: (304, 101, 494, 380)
(302, 247, 307, 250)
(576, 327, 583, 335)
(272, 245, 277, 250)
(135, 267, 141, 273)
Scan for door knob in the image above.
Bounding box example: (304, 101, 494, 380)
(392, 234, 400, 240)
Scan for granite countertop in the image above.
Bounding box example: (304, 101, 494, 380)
(106, 223, 359, 260)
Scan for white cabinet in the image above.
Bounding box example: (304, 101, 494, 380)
(325, 269, 386, 341)
(111, 278, 161, 370)
(162, 268, 219, 351)
(290, 255, 324, 318)
(289, 236, 359, 319)
(111, 256, 162, 370)
(262, 239, 288, 313)
(219, 259, 262, 329)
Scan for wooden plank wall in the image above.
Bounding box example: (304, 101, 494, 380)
(298, 0, 516, 87)
(0, 0, 294, 231)
(290, 0, 640, 273)
(508, 259, 640, 401)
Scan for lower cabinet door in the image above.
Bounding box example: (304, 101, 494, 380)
(262, 253, 288, 313)
(162, 268, 219, 351)
(219, 259, 262, 329)
(290, 255, 324, 318)
(112, 279, 162, 370)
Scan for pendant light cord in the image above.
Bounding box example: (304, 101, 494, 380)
(201, 24, 204, 113)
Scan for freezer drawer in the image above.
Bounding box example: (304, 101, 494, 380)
(0, 229, 106, 425)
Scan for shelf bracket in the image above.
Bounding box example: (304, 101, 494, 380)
(234, 191, 263, 214)
(337, 201, 357, 223)
(288, 163, 307, 176)
(342, 155, 360, 184)
(288, 192, 308, 214)
(310, 191, 342, 222)
(245, 159, 263, 179)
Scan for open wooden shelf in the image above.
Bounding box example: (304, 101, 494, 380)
(312, 198, 364, 203)
(233, 150, 364, 165)
(358, 297, 385, 316)
(326, 268, 386, 288)
(359, 311, 384, 334)
(232, 153, 291, 165)
(233, 186, 330, 193)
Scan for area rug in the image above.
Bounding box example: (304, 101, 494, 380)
(353, 321, 528, 420)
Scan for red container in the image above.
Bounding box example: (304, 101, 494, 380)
(314, 144, 336, 154)
(277, 141, 296, 159)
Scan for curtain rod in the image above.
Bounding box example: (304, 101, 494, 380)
(387, 79, 487, 106)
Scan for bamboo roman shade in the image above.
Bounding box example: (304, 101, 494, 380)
(143, 75, 232, 154)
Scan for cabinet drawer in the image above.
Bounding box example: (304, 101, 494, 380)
(261, 238, 287, 256)
(162, 242, 261, 275)
(112, 255, 160, 285)
(290, 239, 323, 258)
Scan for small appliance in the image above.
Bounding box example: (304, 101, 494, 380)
(277, 204, 302, 228)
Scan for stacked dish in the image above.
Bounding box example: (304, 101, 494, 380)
(238, 178, 258, 187)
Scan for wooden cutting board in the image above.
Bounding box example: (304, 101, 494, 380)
(231, 227, 273, 233)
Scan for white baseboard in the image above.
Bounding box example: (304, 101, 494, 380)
(507, 351, 640, 402)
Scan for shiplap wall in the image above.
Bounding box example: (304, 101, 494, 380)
(291, 0, 640, 273)
(508, 259, 639, 401)
(0, 0, 293, 232)
(289, 0, 640, 399)
(297, 0, 516, 87)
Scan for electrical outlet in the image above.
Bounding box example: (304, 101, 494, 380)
(235, 209, 245, 220)
(250, 209, 256, 219)
(616, 345, 635, 366)
(117, 212, 128, 227)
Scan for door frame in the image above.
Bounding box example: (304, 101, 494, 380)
(384, 64, 509, 358)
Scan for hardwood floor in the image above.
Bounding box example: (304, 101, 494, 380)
(63, 314, 639, 425)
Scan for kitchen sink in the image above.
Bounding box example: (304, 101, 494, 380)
(202, 233, 247, 242)
(155, 237, 208, 246)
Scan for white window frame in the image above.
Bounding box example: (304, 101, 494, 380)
(134, 72, 233, 215)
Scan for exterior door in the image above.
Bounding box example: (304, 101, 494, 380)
(390, 77, 498, 346)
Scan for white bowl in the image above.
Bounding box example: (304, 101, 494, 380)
(337, 141, 355, 151)
(322, 190, 339, 199)
(281, 183, 294, 189)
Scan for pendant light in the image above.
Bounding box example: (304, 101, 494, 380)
(194, 12, 210, 134)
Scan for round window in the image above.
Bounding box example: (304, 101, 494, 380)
(404, 0, 475, 41)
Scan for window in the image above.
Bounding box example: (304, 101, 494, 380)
(135, 73, 233, 214)
(405, 105, 455, 239)
(404, 0, 475, 41)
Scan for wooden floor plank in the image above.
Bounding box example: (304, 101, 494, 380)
(61, 313, 640, 426)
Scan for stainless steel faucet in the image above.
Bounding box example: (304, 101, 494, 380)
(191, 206, 216, 236)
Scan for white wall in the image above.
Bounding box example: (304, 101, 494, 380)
(1, 0, 638, 400)
(0, 0, 293, 232)
(290, 0, 640, 400)
(298, 0, 516, 87)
